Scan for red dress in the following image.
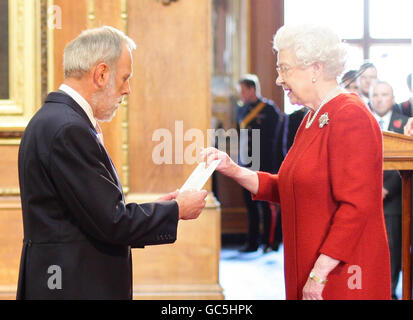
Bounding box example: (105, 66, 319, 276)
(253, 93, 391, 299)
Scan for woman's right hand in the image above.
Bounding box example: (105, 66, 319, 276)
(200, 147, 238, 178)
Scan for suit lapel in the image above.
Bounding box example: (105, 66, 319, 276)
(387, 112, 404, 134)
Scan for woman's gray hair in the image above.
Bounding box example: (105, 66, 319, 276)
(273, 24, 347, 80)
(63, 26, 136, 78)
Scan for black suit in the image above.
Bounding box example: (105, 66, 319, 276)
(17, 92, 179, 299)
(383, 111, 409, 299)
(398, 99, 413, 117)
(286, 107, 307, 152)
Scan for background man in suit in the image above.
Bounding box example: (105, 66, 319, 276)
(17, 26, 208, 299)
(371, 80, 409, 299)
(358, 62, 378, 110)
(236, 74, 285, 253)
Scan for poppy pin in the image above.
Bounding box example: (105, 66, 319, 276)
(393, 119, 402, 129)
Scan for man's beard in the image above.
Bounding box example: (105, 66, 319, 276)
(92, 74, 123, 122)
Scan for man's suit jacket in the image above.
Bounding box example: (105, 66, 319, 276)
(17, 92, 179, 299)
(398, 99, 413, 117)
(383, 111, 410, 216)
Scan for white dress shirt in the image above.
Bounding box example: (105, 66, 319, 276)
(58, 84, 97, 128)
(373, 110, 392, 131)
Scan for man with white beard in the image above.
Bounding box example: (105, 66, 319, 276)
(17, 26, 207, 299)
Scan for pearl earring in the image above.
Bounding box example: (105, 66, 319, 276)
(312, 77, 317, 83)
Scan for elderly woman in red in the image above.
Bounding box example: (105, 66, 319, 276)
(203, 24, 391, 300)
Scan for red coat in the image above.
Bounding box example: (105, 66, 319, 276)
(253, 93, 391, 300)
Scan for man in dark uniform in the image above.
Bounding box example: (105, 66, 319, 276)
(236, 74, 285, 253)
(371, 80, 410, 299)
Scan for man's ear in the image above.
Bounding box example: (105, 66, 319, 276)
(92, 63, 110, 88)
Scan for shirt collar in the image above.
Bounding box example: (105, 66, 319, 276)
(58, 84, 97, 128)
(373, 110, 392, 129)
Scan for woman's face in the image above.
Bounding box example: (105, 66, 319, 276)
(275, 49, 315, 107)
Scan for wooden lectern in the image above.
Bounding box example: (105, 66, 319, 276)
(383, 131, 413, 300)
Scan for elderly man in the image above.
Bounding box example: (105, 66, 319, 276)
(17, 26, 207, 299)
(371, 81, 409, 299)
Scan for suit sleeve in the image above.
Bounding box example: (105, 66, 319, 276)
(319, 105, 383, 263)
(49, 124, 179, 248)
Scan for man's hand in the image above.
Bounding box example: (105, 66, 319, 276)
(382, 187, 389, 200)
(175, 189, 208, 220)
(156, 190, 179, 201)
(404, 117, 413, 136)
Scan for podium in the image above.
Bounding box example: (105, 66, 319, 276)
(383, 131, 413, 300)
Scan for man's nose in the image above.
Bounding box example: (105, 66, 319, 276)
(123, 82, 131, 96)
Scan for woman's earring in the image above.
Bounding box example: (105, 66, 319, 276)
(312, 77, 317, 83)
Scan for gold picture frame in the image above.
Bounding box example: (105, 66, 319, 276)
(0, 0, 41, 132)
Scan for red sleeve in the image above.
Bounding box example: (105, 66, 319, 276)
(251, 171, 281, 203)
(319, 104, 383, 263)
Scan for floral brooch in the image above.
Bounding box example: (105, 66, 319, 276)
(319, 112, 329, 128)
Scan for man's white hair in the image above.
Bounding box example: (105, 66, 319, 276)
(273, 24, 347, 80)
(63, 26, 136, 78)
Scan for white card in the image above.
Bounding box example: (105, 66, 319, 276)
(180, 160, 222, 192)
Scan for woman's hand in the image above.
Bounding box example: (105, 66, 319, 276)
(302, 254, 340, 300)
(200, 147, 259, 195)
(302, 274, 326, 300)
(200, 147, 238, 178)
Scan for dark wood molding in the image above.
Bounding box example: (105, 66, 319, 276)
(0, 131, 23, 139)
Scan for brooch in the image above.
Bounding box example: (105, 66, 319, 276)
(319, 112, 329, 128)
